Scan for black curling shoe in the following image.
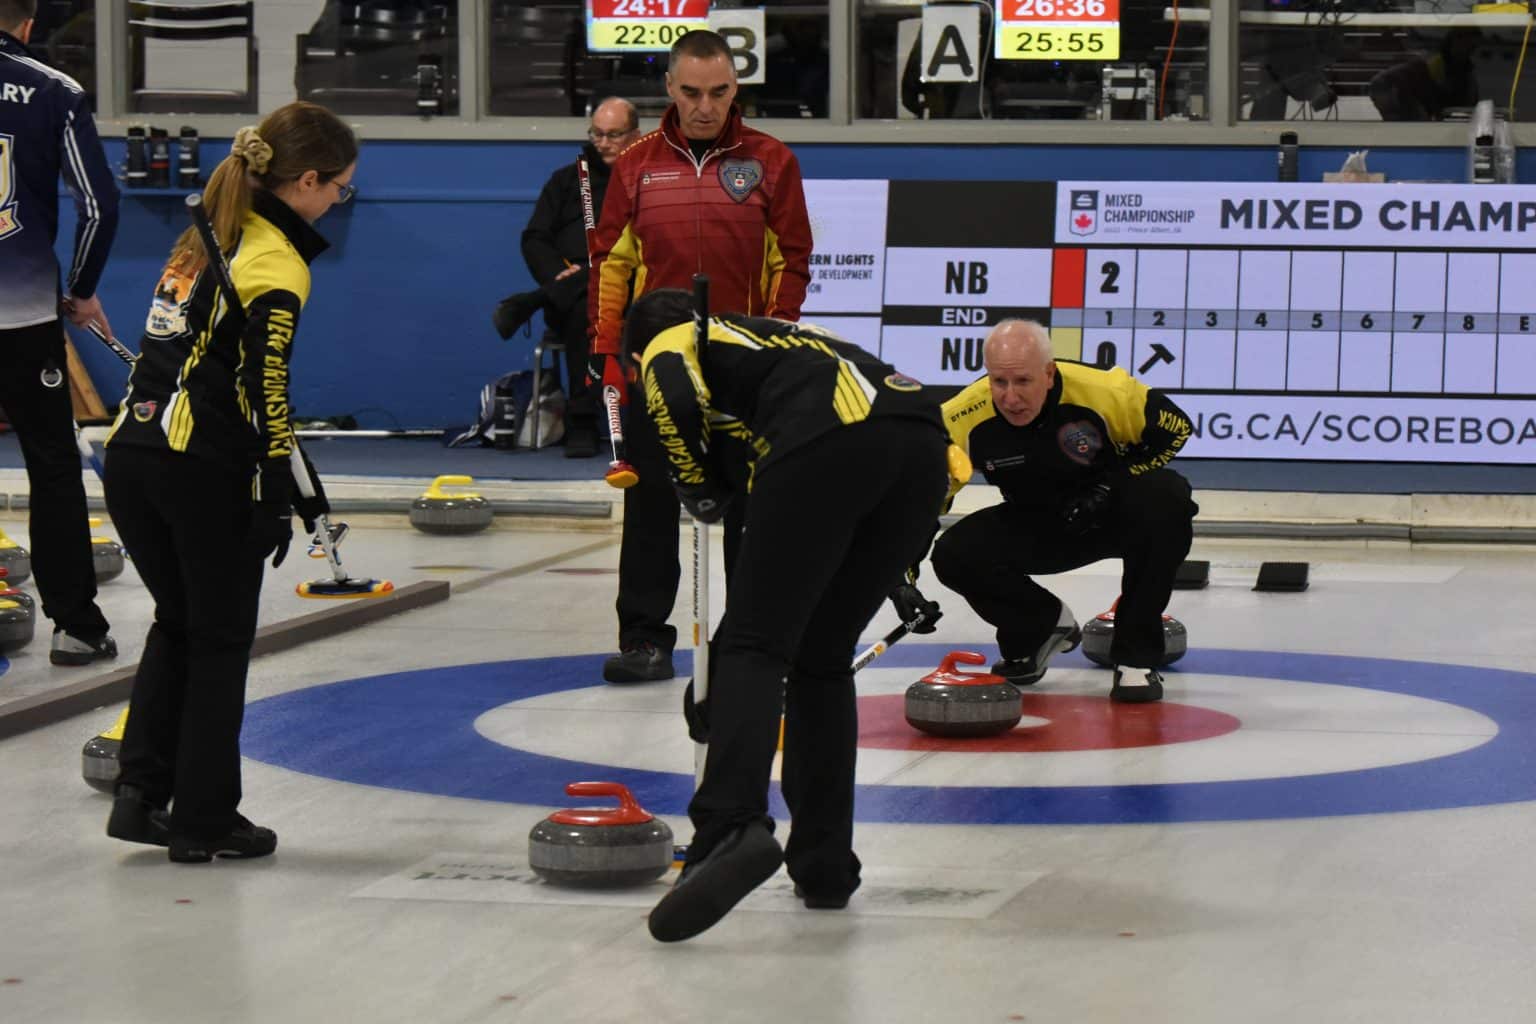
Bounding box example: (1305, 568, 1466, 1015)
(648, 823, 783, 942)
(169, 816, 277, 863)
(603, 642, 674, 683)
(1111, 666, 1165, 704)
(106, 785, 170, 848)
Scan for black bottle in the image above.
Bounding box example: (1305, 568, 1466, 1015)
(1278, 131, 1299, 183)
(177, 127, 201, 189)
(124, 125, 148, 187)
(148, 128, 171, 188)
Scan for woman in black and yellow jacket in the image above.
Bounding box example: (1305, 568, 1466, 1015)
(102, 101, 357, 863)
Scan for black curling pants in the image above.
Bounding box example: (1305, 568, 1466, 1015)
(104, 446, 265, 838)
(541, 273, 596, 429)
(686, 418, 949, 898)
(0, 321, 108, 638)
(932, 468, 1197, 669)
(615, 385, 745, 653)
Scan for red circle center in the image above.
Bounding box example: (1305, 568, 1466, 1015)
(856, 693, 1241, 753)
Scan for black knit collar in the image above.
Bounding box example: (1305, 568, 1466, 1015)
(251, 188, 331, 265)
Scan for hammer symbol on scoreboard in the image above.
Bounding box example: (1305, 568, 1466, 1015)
(1138, 344, 1175, 375)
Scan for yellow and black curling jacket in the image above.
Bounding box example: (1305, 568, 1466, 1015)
(942, 361, 1192, 513)
(107, 190, 327, 491)
(639, 314, 945, 507)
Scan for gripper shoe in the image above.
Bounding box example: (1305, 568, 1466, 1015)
(106, 786, 171, 848)
(648, 822, 783, 942)
(1111, 666, 1165, 704)
(992, 604, 1082, 686)
(603, 642, 675, 684)
(169, 816, 277, 863)
(51, 630, 118, 667)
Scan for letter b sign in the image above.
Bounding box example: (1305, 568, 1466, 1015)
(709, 9, 766, 85)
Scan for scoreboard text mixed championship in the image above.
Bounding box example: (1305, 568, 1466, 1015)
(800, 180, 1536, 465)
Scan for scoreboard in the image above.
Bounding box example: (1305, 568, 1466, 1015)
(799, 180, 1536, 465)
(585, 0, 710, 52)
(994, 0, 1120, 61)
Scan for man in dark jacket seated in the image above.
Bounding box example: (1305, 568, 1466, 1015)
(496, 97, 640, 456)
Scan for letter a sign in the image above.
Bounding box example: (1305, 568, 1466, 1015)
(921, 4, 981, 84)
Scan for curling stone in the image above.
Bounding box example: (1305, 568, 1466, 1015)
(92, 537, 126, 583)
(528, 782, 673, 888)
(0, 593, 35, 651)
(87, 518, 126, 583)
(1081, 600, 1187, 669)
(0, 532, 31, 585)
(0, 585, 33, 611)
(904, 650, 1023, 738)
(410, 475, 494, 535)
(82, 708, 128, 794)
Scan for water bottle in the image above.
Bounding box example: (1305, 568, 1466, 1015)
(177, 127, 201, 190)
(1277, 131, 1299, 183)
(124, 126, 148, 188)
(148, 128, 171, 188)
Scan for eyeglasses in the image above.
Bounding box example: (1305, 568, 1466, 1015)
(588, 128, 635, 142)
(332, 181, 357, 203)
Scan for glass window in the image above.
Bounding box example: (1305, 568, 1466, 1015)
(855, 0, 1207, 121)
(1239, 1, 1536, 123)
(32, 0, 97, 110)
(125, 1, 259, 114)
(295, 2, 461, 117)
(486, 1, 829, 120)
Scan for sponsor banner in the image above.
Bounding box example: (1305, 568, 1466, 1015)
(803, 180, 888, 315)
(1175, 393, 1536, 463)
(355, 852, 1043, 920)
(1057, 182, 1536, 250)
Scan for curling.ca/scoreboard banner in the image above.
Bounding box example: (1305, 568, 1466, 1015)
(801, 179, 1536, 465)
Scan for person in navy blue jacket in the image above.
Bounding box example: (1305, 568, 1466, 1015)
(0, 0, 120, 665)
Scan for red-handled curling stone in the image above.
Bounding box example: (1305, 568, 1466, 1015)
(1081, 599, 1187, 668)
(904, 651, 1023, 738)
(528, 782, 674, 888)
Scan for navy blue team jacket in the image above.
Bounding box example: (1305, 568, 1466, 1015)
(0, 28, 118, 329)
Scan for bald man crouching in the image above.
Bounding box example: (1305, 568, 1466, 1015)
(922, 320, 1198, 703)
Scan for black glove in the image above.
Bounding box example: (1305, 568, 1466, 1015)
(678, 481, 732, 524)
(248, 501, 293, 568)
(293, 448, 330, 535)
(683, 677, 710, 744)
(889, 583, 941, 633)
(1061, 482, 1114, 536)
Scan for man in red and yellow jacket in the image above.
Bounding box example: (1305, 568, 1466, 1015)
(587, 29, 812, 684)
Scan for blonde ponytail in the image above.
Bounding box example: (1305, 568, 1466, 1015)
(166, 130, 261, 272)
(162, 104, 357, 273)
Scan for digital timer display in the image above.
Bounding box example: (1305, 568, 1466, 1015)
(995, 0, 1121, 61)
(586, 0, 711, 53)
